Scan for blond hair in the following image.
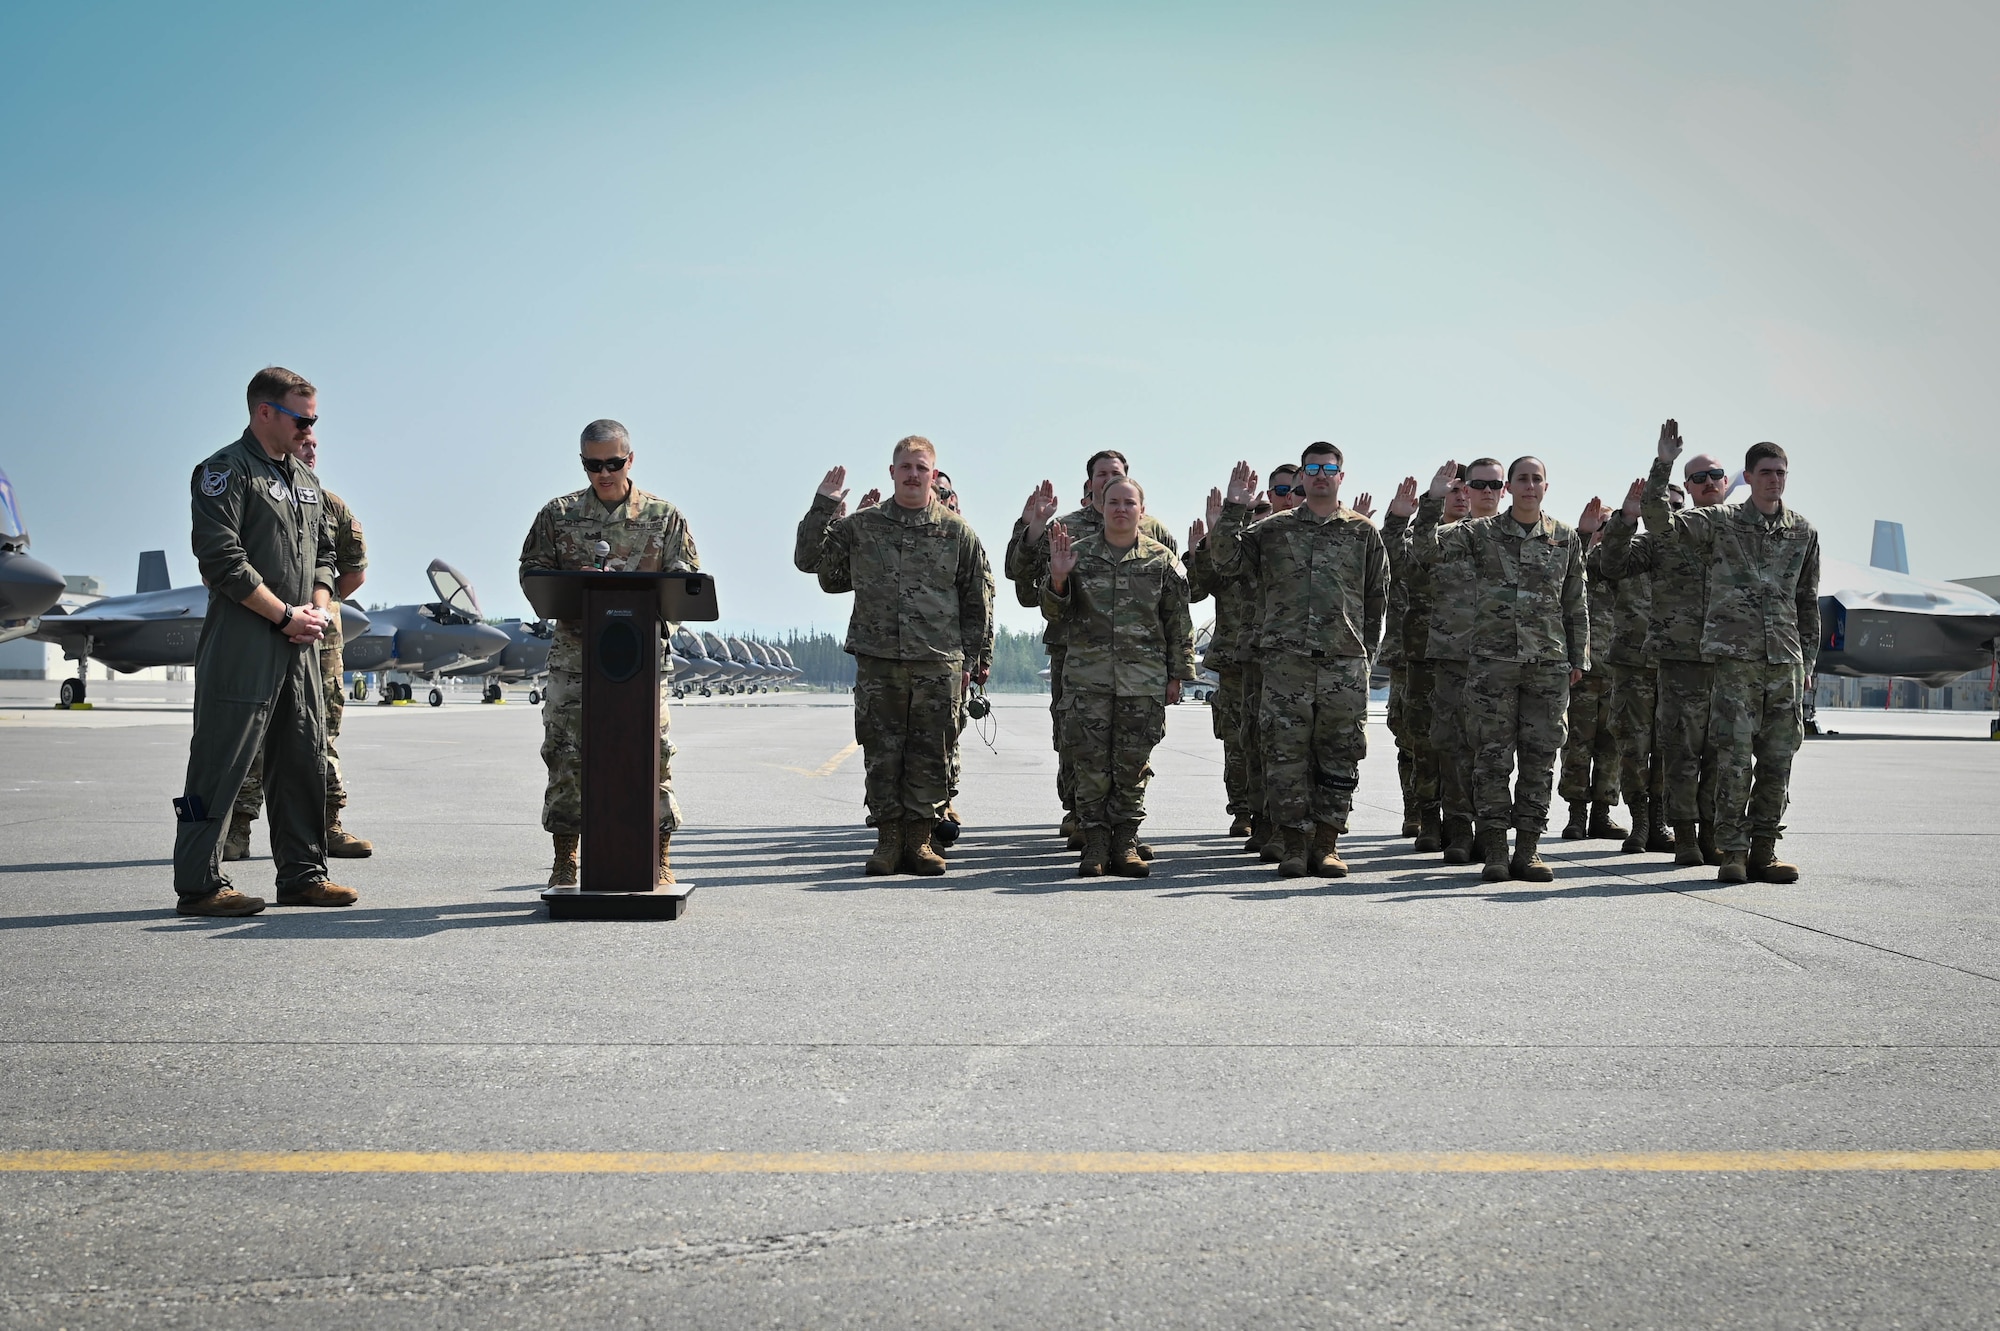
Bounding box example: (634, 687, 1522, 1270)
(892, 435, 936, 463)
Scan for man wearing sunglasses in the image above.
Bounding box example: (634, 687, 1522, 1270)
(797, 437, 994, 877)
(1414, 455, 1590, 883)
(1208, 443, 1388, 878)
(1004, 452, 1177, 853)
(1383, 465, 1473, 855)
(1185, 486, 1259, 840)
(1587, 477, 1683, 857)
(1558, 506, 1627, 843)
(1597, 422, 1736, 866)
(172, 366, 350, 917)
(1236, 463, 1301, 861)
(1616, 425, 1818, 885)
(520, 419, 701, 889)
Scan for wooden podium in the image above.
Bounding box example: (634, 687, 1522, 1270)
(520, 570, 720, 921)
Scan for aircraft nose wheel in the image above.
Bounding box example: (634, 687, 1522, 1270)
(527, 688, 542, 704)
(59, 678, 85, 707)
(428, 687, 444, 707)
(483, 683, 502, 704)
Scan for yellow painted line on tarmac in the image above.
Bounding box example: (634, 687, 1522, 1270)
(781, 740, 861, 778)
(1, 1150, 1996, 1175)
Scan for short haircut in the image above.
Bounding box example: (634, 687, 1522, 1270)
(580, 419, 630, 449)
(1301, 440, 1344, 466)
(1746, 441, 1787, 472)
(932, 470, 952, 487)
(1508, 455, 1547, 481)
(1465, 456, 1504, 475)
(1454, 463, 1469, 480)
(1269, 462, 1300, 479)
(1102, 476, 1145, 506)
(247, 366, 315, 413)
(893, 435, 936, 462)
(1084, 449, 1128, 478)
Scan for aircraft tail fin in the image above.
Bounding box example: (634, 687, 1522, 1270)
(136, 550, 171, 593)
(1870, 521, 1909, 574)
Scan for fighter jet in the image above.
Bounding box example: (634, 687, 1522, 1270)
(340, 558, 510, 706)
(0, 468, 68, 642)
(1817, 551, 2000, 687)
(440, 617, 554, 703)
(1188, 619, 1223, 703)
(29, 550, 371, 707)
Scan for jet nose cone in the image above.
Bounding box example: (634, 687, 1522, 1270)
(0, 551, 67, 620)
(467, 622, 511, 656)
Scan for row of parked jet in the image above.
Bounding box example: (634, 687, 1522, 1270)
(0, 471, 800, 707)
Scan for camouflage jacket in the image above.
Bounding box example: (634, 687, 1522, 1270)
(519, 485, 700, 674)
(1596, 459, 1715, 663)
(1581, 539, 1618, 673)
(1585, 534, 1654, 669)
(1378, 513, 1411, 667)
(1396, 496, 1480, 663)
(319, 490, 367, 648)
(1005, 507, 1178, 647)
(1413, 501, 1588, 670)
(1207, 500, 1387, 661)
(1640, 487, 1820, 671)
(1183, 540, 1256, 671)
(1040, 532, 1196, 696)
(1384, 508, 1466, 663)
(795, 492, 994, 670)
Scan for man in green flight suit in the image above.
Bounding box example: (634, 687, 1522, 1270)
(1043, 477, 1196, 876)
(171, 366, 354, 917)
(795, 436, 994, 877)
(520, 419, 701, 888)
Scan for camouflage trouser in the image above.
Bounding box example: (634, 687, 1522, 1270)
(235, 620, 347, 817)
(1387, 664, 1415, 813)
(1656, 659, 1718, 827)
(1210, 666, 1253, 817)
(1405, 657, 1440, 810)
(1557, 668, 1619, 805)
(1611, 662, 1665, 812)
(540, 667, 681, 836)
(854, 655, 960, 826)
(1062, 690, 1166, 829)
(1240, 659, 1268, 819)
(946, 687, 968, 801)
(1428, 660, 1474, 824)
(1260, 653, 1370, 832)
(1708, 660, 1804, 854)
(1467, 658, 1571, 836)
(1048, 646, 1077, 813)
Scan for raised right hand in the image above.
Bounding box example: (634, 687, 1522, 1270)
(817, 466, 849, 502)
(1047, 520, 1077, 589)
(1621, 477, 1645, 519)
(1428, 460, 1460, 499)
(1205, 487, 1223, 530)
(1224, 461, 1258, 507)
(1188, 518, 1206, 549)
(1386, 476, 1419, 518)
(1023, 480, 1059, 537)
(1657, 419, 1682, 463)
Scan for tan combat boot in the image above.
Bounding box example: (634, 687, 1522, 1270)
(1261, 821, 1287, 864)
(1620, 795, 1649, 854)
(1561, 800, 1590, 840)
(276, 880, 359, 907)
(1060, 811, 1084, 850)
(1308, 824, 1348, 878)
(176, 888, 265, 917)
(1510, 830, 1553, 883)
(1697, 823, 1724, 866)
(902, 823, 947, 876)
(865, 821, 903, 876)
(1673, 822, 1705, 867)
(1717, 850, 1749, 884)
(1413, 807, 1443, 855)
(1587, 801, 1627, 841)
(1244, 814, 1269, 855)
(1277, 826, 1310, 878)
(1078, 826, 1110, 877)
(1479, 829, 1512, 883)
(1645, 815, 1676, 854)
(1401, 805, 1421, 838)
(1441, 816, 1475, 865)
(658, 833, 676, 886)
(222, 812, 255, 862)
(1109, 823, 1149, 878)
(1748, 838, 1799, 884)
(325, 801, 373, 858)
(548, 832, 579, 888)
(1228, 812, 1255, 838)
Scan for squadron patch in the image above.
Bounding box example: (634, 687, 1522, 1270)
(296, 486, 319, 504)
(269, 479, 290, 501)
(200, 468, 229, 498)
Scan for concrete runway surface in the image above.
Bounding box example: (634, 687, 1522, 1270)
(1, 680, 1996, 1329)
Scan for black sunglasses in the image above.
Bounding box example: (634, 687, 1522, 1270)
(1465, 478, 1505, 491)
(265, 401, 318, 430)
(581, 455, 631, 474)
(1686, 468, 1728, 484)
(1271, 484, 1298, 496)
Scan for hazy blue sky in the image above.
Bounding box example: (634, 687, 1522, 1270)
(3, 1, 1993, 631)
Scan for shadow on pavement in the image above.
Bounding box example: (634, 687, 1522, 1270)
(0, 858, 175, 874)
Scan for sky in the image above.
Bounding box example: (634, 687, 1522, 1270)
(2, 0, 1994, 632)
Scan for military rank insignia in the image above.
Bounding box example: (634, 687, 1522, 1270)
(200, 468, 229, 497)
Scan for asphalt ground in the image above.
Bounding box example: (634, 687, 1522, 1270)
(1, 681, 1996, 1328)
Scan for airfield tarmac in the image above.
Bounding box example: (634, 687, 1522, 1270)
(1, 680, 1996, 1329)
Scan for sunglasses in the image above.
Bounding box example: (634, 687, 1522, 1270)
(1271, 484, 1298, 496)
(1301, 462, 1341, 475)
(581, 455, 632, 474)
(265, 401, 318, 430)
(1465, 478, 1505, 491)
(1686, 468, 1728, 484)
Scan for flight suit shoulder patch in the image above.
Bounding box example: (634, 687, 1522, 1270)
(200, 468, 229, 497)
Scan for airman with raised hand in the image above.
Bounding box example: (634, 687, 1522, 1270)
(1589, 475, 1681, 855)
(1183, 485, 1260, 836)
(1238, 463, 1302, 861)
(796, 438, 994, 876)
(1382, 469, 1472, 854)
(1042, 478, 1195, 876)
(1557, 499, 1625, 843)
(1413, 455, 1588, 883)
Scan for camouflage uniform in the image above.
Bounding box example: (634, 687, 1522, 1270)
(1379, 528, 1414, 818)
(1557, 557, 1620, 807)
(1382, 508, 1463, 836)
(1587, 534, 1665, 830)
(1399, 497, 1481, 841)
(1184, 538, 1256, 820)
(235, 491, 367, 819)
(1208, 501, 1387, 834)
(1639, 491, 1819, 857)
(1598, 456, 1720, 832)
(798, 493, 993, 826)
(1414, 502, 1588, 838)
(945, 563, 997, 804)
(519, 486, 699, 836)
(1040, 532, 1195, 830)
(1007, 508, 1176, 817)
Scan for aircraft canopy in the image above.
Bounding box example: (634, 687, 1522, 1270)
(427, 558, 484, 619)
(0, 468, 25, 540)
(1820, 557, 2000, 619)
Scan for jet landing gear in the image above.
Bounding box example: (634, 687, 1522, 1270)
(376, 680, 417, 704)
(481, 682, 504, 704)
(428, 687, 444, 707)
(59, 676, 87, 707)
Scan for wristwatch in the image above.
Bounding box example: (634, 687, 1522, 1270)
(276, 606, 295, 632)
